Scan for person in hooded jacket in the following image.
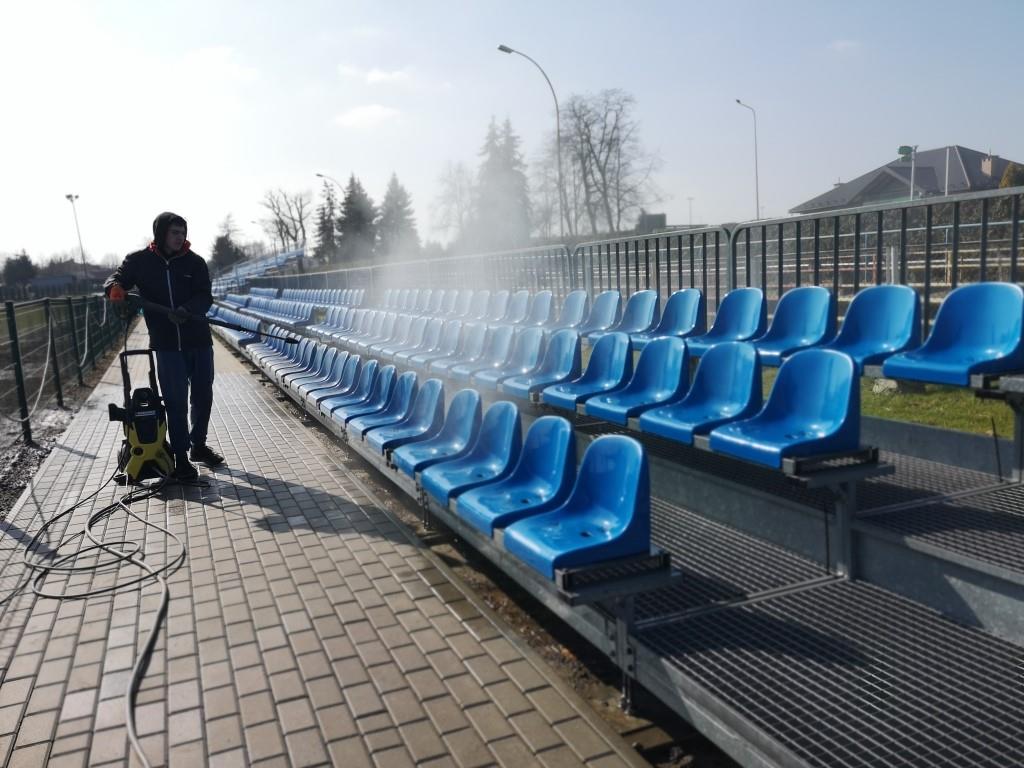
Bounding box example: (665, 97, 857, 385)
(104, 212, 223, 481)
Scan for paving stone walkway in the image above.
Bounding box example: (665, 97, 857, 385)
(0, 332, 646, 767)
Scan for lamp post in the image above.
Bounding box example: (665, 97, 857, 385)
(315, 172, 345, 194)
(735, 99, 760, 220)
(898, 145, 918, 201)
(687, 197, 694, 228)
(64, 194, 87, 281)
(498, 44, 564, 238)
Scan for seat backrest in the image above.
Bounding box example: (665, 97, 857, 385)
(569, 436, 649, 536)
(336, 354, 362, 391)
(434, 388, 483, 444)
(366, 365, 397, 407)
(376, 313, 397, 340)
(525, 291, 553, 325)
(761, 349, 858, 430)
(537, 330, 582, 378)
(684, 341, 762, 414)
(457, 324, 488, 360)
(419, 318, 445, 351)
(617, 290, 659, 332)
(399, 378, 445, 429)
(439, 290, 458, 315)
(578, 332, 633, 386)
(349, 359, 379, 398)
(468, 290, 491, 319)
(504, 327, 546, 370)
(389, 314, 414, 344)
(467, 401, 522, 467)
(503, 291, 531, 323)
(708, 287, 767, 338)
(582, 290, 622, 331)
(452, 290, 474, 317)
(437, 320, 463, 352)
(655, 289, 706, 336)
(922, 282, 1024, 355)
(761, 286, 835, 342)
(556, 290, 589, 327)
(833, 284, 921, 352)
(415, 289, 433, 312)
(508, 416, 576, 498)
(482, 324, 516, 364)
(401, 316, 429, 348)
(621, 336, 688, 396)
(381, 371, 418, 417)
(486, 290, 511, 321)
(426, 290, 445, 315)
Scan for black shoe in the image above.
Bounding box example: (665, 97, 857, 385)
(190, 444, 224, 466)
(172, 454, 200, 481)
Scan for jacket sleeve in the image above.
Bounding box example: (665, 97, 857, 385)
(104, 252, 137, 295)
(182, 255, 213, 316)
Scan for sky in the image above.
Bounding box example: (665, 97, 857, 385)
(2, 0, 1022, 264)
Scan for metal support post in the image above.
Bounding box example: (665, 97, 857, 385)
(831, 480, 856, 578)
(5, 302, 32, 443)
(610, 596, 637, 713)
(43, 299, 63, 408)
(66, 297, 84, 386)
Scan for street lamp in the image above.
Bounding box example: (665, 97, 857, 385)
(498, 44, 564, 239)
(735, 99, 760, 220)
(315, 172, 345, 194)
(898, 145, 918, 201)
(64, 194, 88, 281)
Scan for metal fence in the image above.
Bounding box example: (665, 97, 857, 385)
(1, 295, 122, 444)
(238, 186, 1023, 334)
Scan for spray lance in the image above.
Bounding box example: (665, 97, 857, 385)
(109, 286, 300, 343)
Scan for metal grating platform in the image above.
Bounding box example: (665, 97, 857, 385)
(637, 499, 825, 621)
(574, 421, 1004, 514)
(640, 580, 1024, 768)
(862, 483, 1024, 575)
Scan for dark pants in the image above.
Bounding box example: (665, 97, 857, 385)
(156, 347, 214, 455)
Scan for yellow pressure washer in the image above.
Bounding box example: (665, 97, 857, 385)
(108, 349, 174, 483)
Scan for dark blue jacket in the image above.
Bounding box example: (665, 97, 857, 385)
(105, 245, 213, 350)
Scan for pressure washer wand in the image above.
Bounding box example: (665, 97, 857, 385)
(123, 293, 300, 344)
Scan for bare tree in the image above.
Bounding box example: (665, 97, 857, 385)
(259, 189, 312, 252)
(431, 162, 475, 242)
(546, 89, 661, 237)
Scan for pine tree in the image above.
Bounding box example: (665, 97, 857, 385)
(210, 216, 246, 272)
(472, 117, 531, 251)
(376, 174, 420, 261)
(312, 181, 339, 263)
(2, 251, 37, 286)
(336, 175, 377, 265)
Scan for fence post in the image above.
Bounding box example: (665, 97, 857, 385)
(5, 302, 32, 443)
(66, 296, 85, 386)
(87, 296, 97, 370)
(43, 299, 64, 408)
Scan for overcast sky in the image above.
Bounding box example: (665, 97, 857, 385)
(2, 0, 1022, 263)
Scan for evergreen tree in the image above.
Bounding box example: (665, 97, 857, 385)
(336, 174, 377, 265)
(312, 180, 339, 262)
(472, 117, 531, 251)
(210, 216, 246, 272)
(2, 251, 37, 286)
(376, 173, 420, 261)
(1000, 162, 1024, 189)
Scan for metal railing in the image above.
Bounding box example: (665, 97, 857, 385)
(1, 295, 121, 444)
(236, 187, 1023, 334)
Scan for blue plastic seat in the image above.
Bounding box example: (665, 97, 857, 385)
(354, 312, 397, 353)
(584, 337, 689, 425)
(392, 389, 483, 477)
(377, 316, 427, 359)
(288, 347, 339, 392)
(394, 318, 444, 366)
(753, 286, 836, 366)
(541, 333, 634, 412)
(501, 330, 582, 400)
(638, 342, 763, 444)
(686, 287, 768, 357)
(501, 290, 531, 324)
(464, 290, 491, 320)
(347, 372, 418, 438)
(517, 291, 553, 327)
(576, 290, 621, 336)
(311, 355, 363, 409)
(502, 435, 651, 579)
(456, 416, 576, 537)
(331, 365, 398, 424)
(420, 402, 522, 507)
(410, 320, 463, 369)
(423, 289, 445, 316)
(449, 325, 515, 382)
(710, 349, 859, 468)
(485, 290, 511, 322)
(472, 328, 546, 390)
(365, 379, 445, 454)
(311, 359, 377, 411)
(450, 290, 474, 318)
(881, 282, 1024, 386)
(297, 349, 351, 399)
(630, 289, 706, 351)
(587, 289, 659, 343)
(367, 314, 413, 356)
(821, 285, 921, 373)
(543, 290, 589, 335)
(429, 323, 488, 375)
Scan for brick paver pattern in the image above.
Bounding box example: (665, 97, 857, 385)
(0, 331, 641, 767)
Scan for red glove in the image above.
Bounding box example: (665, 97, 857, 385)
(109, 284, 126, 302)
